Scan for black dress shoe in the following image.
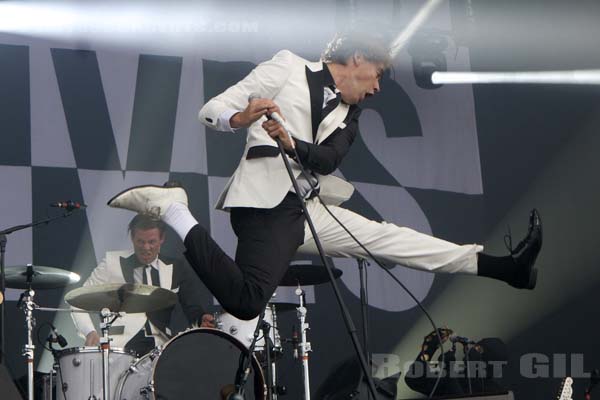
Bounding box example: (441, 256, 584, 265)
(509, 209, 543, 289)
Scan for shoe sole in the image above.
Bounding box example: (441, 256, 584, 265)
(106, 183, 185, 207)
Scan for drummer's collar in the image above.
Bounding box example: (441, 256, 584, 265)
(137, 257, 159, 270)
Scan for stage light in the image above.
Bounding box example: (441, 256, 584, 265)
(0, 2, 79, 34)
(431, 69, 600, 85)
(0, 1, 345, 57)
(407, 32, 448, 90)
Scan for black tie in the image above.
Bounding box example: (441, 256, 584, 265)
(142, 265, 160, 287)
(142, 265, 160, 336)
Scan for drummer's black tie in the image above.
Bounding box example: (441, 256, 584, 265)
(143, 265, 160, 287)
(142, 265, 160, 336)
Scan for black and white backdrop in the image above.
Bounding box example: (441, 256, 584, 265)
(1, 0, 599, 398)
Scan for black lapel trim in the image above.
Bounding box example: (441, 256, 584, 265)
(246, 145, 280, 159)
(305, 65, 324, 141)
(119, 254, 137, 284)
(322, 63, 336, 87)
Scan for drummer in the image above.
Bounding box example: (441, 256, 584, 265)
(71, 214, 215, 356)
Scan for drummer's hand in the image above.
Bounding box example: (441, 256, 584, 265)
(85, 331, 101, 346)
(200, 313, 216, 328)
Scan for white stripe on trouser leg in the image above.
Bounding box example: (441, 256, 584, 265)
(297, 198, 482, 274)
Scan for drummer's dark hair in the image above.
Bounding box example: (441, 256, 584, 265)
(128, 214, 167, 236)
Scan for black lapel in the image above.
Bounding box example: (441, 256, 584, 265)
(305, 66, 324, 141)
(119, 254, 137, 284)
(305, 63, 339, 142)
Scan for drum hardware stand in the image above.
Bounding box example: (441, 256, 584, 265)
(17, 266, 36, 400)
(230, 310, 266, 400)
(99, 308, 119, 400)
(0, 207, 82, 366)
(269, 303, 284, 398)
(261, 319, 277, 400)
(295, 285, 311, 400)
(15, 288, 93, 400)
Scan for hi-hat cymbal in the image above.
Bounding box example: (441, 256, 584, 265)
(65, 283, 177, 313)
(5, 264, 81, 290)
(278, 264, 343, 287)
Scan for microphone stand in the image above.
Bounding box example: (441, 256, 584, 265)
(0, 209, 81, 366)
(274, 137, 379, 400)
(357, 258, 373, 399)
(230, 311, 266, 399)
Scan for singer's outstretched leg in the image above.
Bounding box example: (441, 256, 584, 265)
(108, 184, 305, 320)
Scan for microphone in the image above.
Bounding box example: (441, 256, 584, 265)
(48, 324, 68, 347)
(50, 201, 87, 211)
(247, 93, 295, 142)
(449, 334, 475, 345)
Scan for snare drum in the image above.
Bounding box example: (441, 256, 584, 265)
(117, 328, 265, 399)
(54, 346, 135, 400)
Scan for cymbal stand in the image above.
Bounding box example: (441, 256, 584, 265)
(269, 304, 283, 397)
(295, 286, 311, 400)
(16, 265, 37, 400)
(99, 308, 119, 400)
(16, 292, 94, 400)
(261, 319, 274, 400)
(0, 208, 81, 366)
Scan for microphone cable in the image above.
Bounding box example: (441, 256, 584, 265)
(273, 113, 446, 399)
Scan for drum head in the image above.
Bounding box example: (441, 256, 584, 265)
(153, 328, 265, 400)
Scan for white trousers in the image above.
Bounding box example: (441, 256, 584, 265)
(297, 198, 482, 274)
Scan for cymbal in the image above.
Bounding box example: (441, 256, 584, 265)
(5, 264, 81, 289)
(278, 264, 343, 287)
(65, 283, 177, 313)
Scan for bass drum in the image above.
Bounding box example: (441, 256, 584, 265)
(117, 328, 266, 400)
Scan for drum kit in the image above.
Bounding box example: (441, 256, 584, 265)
(5, 262, 345, 400)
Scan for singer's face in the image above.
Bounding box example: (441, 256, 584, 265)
(131, 228, 165, 265)
(340, 56, 384, 105)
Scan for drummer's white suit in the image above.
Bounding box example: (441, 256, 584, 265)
(71, 251, 205, 349)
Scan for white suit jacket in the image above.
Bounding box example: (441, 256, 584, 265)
(71, 251, 180, 348)
(198, 50, 355, 210)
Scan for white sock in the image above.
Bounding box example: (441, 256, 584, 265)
(163, 202, 198, 241)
